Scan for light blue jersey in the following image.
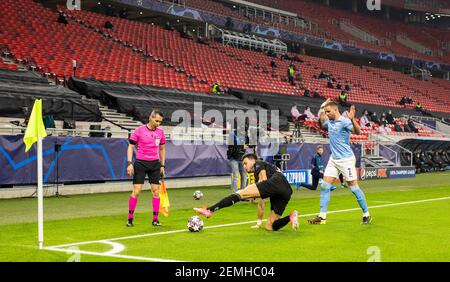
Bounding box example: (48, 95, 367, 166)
(324, 116, 354, 159)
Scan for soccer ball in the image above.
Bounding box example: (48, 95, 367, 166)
(187, 216, 204, 232)
(193, 190, 203, 200)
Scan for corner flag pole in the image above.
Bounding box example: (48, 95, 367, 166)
(37, 136, 44, 249)
(23, 99, 47, 249)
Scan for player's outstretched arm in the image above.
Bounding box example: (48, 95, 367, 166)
(347, 105, 361, 135)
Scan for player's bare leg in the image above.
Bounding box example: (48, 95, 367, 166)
(265, 212, 280, 231)
(150, 184, 162, 226)
(127, 184, 143, 227)
(194, 184, 261, 218)
(346, 179, 371, 224)
(308, 176, 335, 225)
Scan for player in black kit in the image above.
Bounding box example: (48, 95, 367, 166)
(194, 153, 299, 231)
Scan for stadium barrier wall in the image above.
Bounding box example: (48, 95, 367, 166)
(2, 135, 421, 186)
(0, 136, 362, 186)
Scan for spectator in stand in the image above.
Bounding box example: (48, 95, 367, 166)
(270, 58, 277, 77)
(432, 151, 446, 171)
(370, 111, 380, 125)
(380, 113, 389, 126)
(287, 63, 295, 86)
(425, 151, 437, 171)
(105, 4, 116, 16)
(377, 124, 388, 135)
(359, 110, 371, 128)
(415, 102, 423, 112)
(313, 89, 321, 98)
(57, 12, 68, 24)
(211, 82, 223, 95)
(400, 96, 413, 106)
(104, 21, 114, 29)
(345, 81, 351, 92)
(327, 79, 334, 89)
(336, 82, 342, 90)
(386, 110, 395, 125)
(394, 121, 403, 132)
(304, 106, 316, 120)
(337, 90, 349, 107)
(225, 17, 234, 29)
(414, 150, 427, 172)
(291, 105, 307, 122)
(270, 58, 277, 69)
(318, 71, 329, 79)
(119, 7, 128, 19)
(407, 117, 419, 133)
(303, 88, 310, 97)
(165, 21, 174, 31)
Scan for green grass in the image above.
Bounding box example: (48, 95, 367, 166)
(0, 172, 449, 262)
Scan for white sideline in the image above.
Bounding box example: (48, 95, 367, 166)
(44, 196, 450, 261)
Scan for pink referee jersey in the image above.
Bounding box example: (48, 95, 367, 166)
(129, 125, 166, 161)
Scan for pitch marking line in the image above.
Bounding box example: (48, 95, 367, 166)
(44, 246, 183, 262)
(44, 196, 450, 261)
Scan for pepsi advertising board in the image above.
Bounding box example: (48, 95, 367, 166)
(359, 167, 416, 180)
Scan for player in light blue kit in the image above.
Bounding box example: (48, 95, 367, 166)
(308, 99, 372, 225)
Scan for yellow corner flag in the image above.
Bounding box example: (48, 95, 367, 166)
(23, 99, 47, 152)
(160, 180, 170, 217)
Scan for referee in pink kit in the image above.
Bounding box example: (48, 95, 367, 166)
(126, 109, 166, 227)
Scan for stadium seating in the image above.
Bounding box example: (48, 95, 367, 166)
(1, 0, 448, 118)
(215, 0, 450, 63)
(0, 60, 18, 71)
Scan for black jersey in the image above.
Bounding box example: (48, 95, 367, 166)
(254, 160, 282, 182)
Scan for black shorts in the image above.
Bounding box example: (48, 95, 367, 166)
(133, 160, 161, 185)
(256, 173, 293, 216)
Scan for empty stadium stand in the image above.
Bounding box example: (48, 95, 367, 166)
(0, 0, 448, 127)
(194, 0, 449, 64)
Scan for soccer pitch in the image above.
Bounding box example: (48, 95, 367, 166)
(0, 172, 449, 262)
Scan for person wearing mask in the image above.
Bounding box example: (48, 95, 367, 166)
(291, 105, 307, 122)
(359, 110, 371, 128)
(386, 110, 395, 125)
(304, 106, 316, 120)
(370, 112, 380, 125)
(407, 117, 418, 133)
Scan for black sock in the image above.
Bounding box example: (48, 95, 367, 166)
(300, 183, 317, 191)
(272, 215, 291, 231)
(208, 194, 241, 212)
